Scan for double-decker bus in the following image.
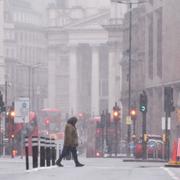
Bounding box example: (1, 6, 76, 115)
(38, 108, 62, 139)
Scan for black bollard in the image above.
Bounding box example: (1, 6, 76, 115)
(51, 138, 56, 165)
(40, 137, 46, 167)
(32, 136, 38, 168)
(25, 137, 29, 170)
(46, 137, 51, 166)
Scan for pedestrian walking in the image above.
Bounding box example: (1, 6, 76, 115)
(56, 116, 84, 167)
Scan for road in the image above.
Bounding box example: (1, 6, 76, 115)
(0, 157, 179, 180)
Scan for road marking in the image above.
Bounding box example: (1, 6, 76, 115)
(26, 166, 57, 173)
(161, 167, 180, 180)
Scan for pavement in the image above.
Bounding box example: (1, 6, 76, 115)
(0, 156, 180, 180)
(123, 158, 167, 163)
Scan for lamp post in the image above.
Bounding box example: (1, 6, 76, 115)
(16, 62, 44, 158)
(111, 0, 146, 156)
(16, 62, 43, 111)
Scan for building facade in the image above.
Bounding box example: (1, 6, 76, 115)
(3, 0, 48, 111)
(121, 0, 180, 141)
(47, 1, 125, 118)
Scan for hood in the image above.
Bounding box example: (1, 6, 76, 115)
(67, 116, 78, 126)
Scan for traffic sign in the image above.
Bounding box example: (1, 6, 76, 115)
(126, 116, 132, 125)
(14, 97, 29, 123)
(161, 117, 171, 130)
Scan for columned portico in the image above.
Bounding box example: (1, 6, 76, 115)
(48, 52, 56, 108)
(69, 45, 78, 115)
(108, 44, 116, 111)
(91, 45, 100, 116)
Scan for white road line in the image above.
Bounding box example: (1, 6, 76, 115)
(161, 167, 180, 180)
(26, 166, 57, 173)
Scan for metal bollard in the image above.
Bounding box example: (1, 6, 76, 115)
(32, 136, 38, 168)
(25, 137, 29, 170)
(40, 137, 46, 167)
(46, 137, 51, 166)
(51, 138, 56, 165)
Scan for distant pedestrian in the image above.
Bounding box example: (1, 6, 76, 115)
(56, 116, 84, 167)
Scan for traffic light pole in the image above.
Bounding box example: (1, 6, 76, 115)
(165, 111, 170, 161)
(115, 121, 118, 157)
(142, 111, 147, 159)
(127, 2, 132, 158)
(164, 86, 174, 161)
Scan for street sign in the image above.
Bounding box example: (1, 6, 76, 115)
(14, 97, 29, 123)
(161, 117, 171, 130)
(126, 116, 132, 125)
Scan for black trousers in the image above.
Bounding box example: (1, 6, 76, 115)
(57, 146, 79, 165)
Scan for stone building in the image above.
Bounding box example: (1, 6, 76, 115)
(3, 0, 47, 111)
(121, 0, 180, 141)
(47, 0, 125, 118)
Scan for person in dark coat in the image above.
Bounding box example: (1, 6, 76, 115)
(56, 116, 84, 167)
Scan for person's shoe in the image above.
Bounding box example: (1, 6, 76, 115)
(76, 163, 84, 167)
(56, 161, 63, 167)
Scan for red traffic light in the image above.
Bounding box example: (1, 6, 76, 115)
(11, 134, 15, 138)
(10, 111, 15, 117)
(113, 111, 119, 117)
(112, 110, 120, 121)
(112, 102, 121, 121)
(130, 109, 137, 116)
(44, 119, 50, 125)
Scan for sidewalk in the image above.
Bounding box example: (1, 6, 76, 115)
(0, 156, 28, 174)
(123, 158, 167, 163)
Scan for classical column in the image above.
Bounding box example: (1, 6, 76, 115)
(91, 45, 100, 116)
(48, 51, 56, 108)
(108, 45, 116, 112)
(69, 45, 78, 115)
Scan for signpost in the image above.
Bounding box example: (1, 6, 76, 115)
(15, 97, 29, 158)
(14, 97, 29, 123)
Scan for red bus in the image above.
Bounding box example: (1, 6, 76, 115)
(38, 108, 62, 139)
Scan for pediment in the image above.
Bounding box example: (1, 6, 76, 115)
(64, 10, 110, 31)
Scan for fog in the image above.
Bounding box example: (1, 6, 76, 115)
(0, 0, 179, 164)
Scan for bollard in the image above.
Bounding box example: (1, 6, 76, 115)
(25, 137, 29, 170)
(32, 136, 38, 168)
(51, 138, 56, 165)
(46, 137, 51, 166)
(40, 137, 46, 167)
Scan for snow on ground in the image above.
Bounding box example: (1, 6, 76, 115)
(0, 156, 176, 180)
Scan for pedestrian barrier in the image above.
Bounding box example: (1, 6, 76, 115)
(40, 137, 46, 167)
(25, 136, 57, 170)
(25, 137, 29, 170)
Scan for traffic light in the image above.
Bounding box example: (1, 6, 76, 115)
(130, 108, 137, 120)
(8, 102, 15, 120)
(164, 86, 175, 113)
(139, 91, 147, 112)
(0, 91, 5, 112)
(113, 102, 120, 121)
(44, 119, 50, 126)
(11, 134, 15, 139)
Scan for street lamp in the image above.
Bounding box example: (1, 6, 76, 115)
(111, 0, 146, 157)
(16, 62, 43, 111)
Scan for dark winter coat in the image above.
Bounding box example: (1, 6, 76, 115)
(64, 117, 78, 147)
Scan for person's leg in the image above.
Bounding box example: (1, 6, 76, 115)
(71, 147, 84, 167)
(56, 146, 70, 166)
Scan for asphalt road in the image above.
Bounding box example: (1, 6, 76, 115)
(0, 157, 179, 180)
